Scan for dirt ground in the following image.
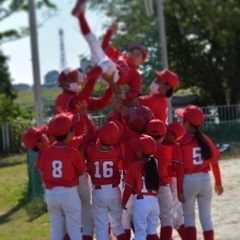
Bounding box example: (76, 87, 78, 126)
(172, 158, 240, 240)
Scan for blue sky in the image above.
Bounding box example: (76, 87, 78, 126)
(0, 0, 108, 85)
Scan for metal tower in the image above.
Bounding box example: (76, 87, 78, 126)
(59, 28, 67, 70)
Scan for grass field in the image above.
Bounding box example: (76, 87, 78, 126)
(14, 87, 61, 107)
(0, 154, 50, 240)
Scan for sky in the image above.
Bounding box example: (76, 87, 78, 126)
(0, 0, 109, 86)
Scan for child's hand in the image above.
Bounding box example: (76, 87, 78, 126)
(76, 100, 88, 115)
(115, 92, 126, 100)
(109, 23, 118, 33)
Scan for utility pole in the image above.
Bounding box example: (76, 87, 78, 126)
(59, 28, 67, 70)
(28, 0, 43, 126)
(144, 0, 173, 122)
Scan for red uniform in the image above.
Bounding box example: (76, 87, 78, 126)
(154, 144, 172, 185)
(85, 142, 123, 186)
(37, 143, 87, 189)
(102, 29, 142, 99)
(55, 78, 96, 114)
(85, 141, 125, 240)
(122, 161, 158, 197)
(136, 94, 169, 123)
(173, 133, 220, 175)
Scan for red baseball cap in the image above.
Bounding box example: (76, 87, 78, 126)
(128, 42, 148, 60)
(98, 121, 122, 145)
(22, 127, 41, 149)
(130, 134, 157, 155)
(58, 67, 82, 85)
(147, 119, 167, 136)
(167, 121, 185, 139)
(38, 124, 49, 135)
(175, 105, 205, 126)
(155, 69, 179, 88)
(48, 112, 74, 136)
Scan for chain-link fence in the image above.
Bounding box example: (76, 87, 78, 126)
(1, 104, 240, 198)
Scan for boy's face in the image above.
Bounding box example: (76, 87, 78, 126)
(128, 48, 145, 67)
(154, 77, 171, 96)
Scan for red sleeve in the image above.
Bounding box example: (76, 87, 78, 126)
(125, 90, 141, 99)
(176, 163, 184, 195)
(88, 87, 113, 111)
(122, 184, 133, 207)
(82, 114, 95, 133)
(70, 135, 85, 149)
(70, 78, 96, 108)
(74, 150, 87, 176)
(124, 71, 142, 99)
(211, 162, 222, 186)
(101, 28, 114, 51)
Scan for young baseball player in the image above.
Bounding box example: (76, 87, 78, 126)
(85, 121, 126, 240)
(173, 105, 224, 240)
(22, 126, 74, 240)
(49, 104, 96, 240)
(37, 113, 88, 240)
(108, 104, 155, 240)
(163, 121, 186, 240)
(146, 119, 173, 240)
(71, 0, 148, 100)
(55, 66, 96, 114)
(122, 69, 179, 124)
(122, 134, 160, 240)
(22, 126, 49, 153)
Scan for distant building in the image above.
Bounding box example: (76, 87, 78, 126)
(44, 70, 59, 87)
(13, 83, 31, 91)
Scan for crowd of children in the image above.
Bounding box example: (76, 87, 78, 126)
(21, 0, 224, 239)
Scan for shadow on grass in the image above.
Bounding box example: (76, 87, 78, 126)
(0, 186, 47, 224)
(0, 153, 27, 168)
(0, 160, 26, 169)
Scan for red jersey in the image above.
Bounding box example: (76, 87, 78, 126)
(55, 90, 77, 114)
(37, 143, 87, 189)
(122, 161, 158, 197)
(87, 87, 113, 111)
(172, 133, 220, 174)
(120, 125, 141, 170)
(55, 78, 96, 114)
(137, 94, 168, 123)
(85, 142, 123, 186)
(105, 45, 142, 99)
(154, 144, 172, 185)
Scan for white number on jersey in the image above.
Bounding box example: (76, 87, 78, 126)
(94, 161, 114, 178)
(52, 160, 63, 178)
(141, 176, 157, 193)
(192, 147, 203, 165)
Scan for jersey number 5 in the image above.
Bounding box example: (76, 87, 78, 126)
(192, 147, 203, 165)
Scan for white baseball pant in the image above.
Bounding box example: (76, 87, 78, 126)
(92, 184, 124, 240)
(78, 173, 94, 236)
(45, 186, 82, 240)
(170, 177, 184, 229)
(157, 184, 174, 227)
(84, 32, 119, 83)
(133, 195, 160, 240)
(182, 172, 213, 231)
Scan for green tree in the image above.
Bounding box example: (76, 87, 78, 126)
(0, 0, 56, 44)
(90, 0, 240, 105)
(0, 0, 56, 121)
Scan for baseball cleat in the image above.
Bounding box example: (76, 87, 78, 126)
(71, 0, 87, 16)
